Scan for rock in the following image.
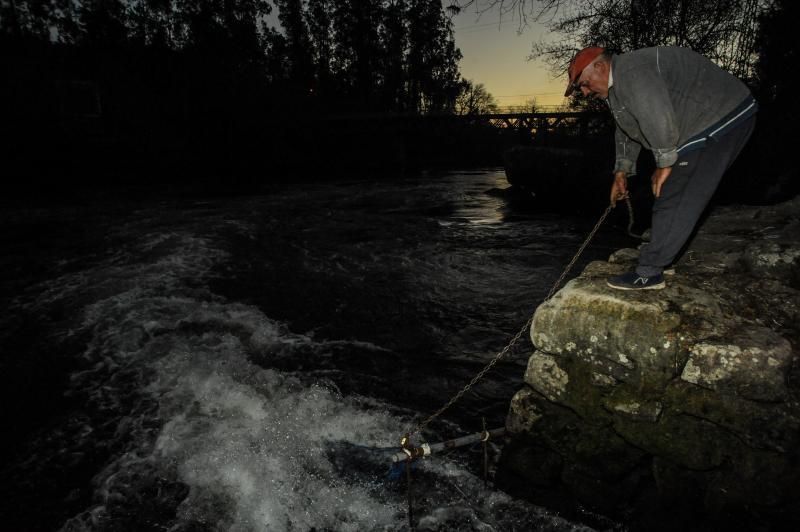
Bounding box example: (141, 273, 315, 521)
(742, 239, 800, 283)
(531, 263, 684, 393)
(665, 381, 800, 453)
(499, 195, 800, 530)
(680, 326, 792, 401)
(506, 387, 544, 434)
(607, 247, 640, 264)
(602, 391, 662, 422)
(524, 352, 569, 402)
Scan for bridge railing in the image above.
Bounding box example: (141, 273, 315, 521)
(319, 108, 613, 141)
(490, 105, 573, 114)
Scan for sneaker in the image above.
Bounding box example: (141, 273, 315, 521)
(607, 271, 666, 290)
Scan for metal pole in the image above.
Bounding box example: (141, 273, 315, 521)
(391, 427, 506, 463)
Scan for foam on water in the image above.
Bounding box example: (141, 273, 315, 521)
(36, 204, 600, 531)
(56, 228, 408, 530)
(150, 336, 402, 531)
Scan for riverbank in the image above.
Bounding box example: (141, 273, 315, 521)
(499, 195, 800, 530)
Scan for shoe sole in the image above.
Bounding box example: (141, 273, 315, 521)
(606, 281, 666, 290)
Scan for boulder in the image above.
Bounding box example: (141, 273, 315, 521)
(498, 196, 800, 530)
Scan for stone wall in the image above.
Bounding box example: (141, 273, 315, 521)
(497, 197, 800, 530)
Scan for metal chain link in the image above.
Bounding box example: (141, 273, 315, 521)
(406, 203, 616, 437)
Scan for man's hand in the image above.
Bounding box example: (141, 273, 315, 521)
(651, 166, 673, 198)
(610, 171, 628, 206)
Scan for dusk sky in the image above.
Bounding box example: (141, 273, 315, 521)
(449, 6, 566, 108)
(263, 2, 567, 109)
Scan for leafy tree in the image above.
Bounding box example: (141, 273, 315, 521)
(378, 0, 409, 111)
(751, 0, 799, 195)
(306, 0, 335, 97)
(302, 0, 462, 114)
(1, 0, 67, 39)
(455, 78, 498, 114)
(275, 0, 314, 92)
(79, 0, 130, 48)
(330, 0, 383, 107)
(755, 0, 796, 109)
(406, 0, 462, 113)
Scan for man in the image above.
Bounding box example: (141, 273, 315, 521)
(564, 46, 757, 290)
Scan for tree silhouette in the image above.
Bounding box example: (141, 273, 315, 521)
(447, 0, 764, 80)
(406, 0, 462, 113)
(0, 0, 479, 185)
(275, 0, 314, 94)
(455, 79, 498, 114)
(329, 0, 383, 108)
(306, 0, 335, 98)
(378, 0, 409, 111)
(751, 0, 799, 198)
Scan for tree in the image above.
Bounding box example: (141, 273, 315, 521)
(506, 96, 539, 113)
(330, 0, 384, 107)
(751, 0, 799, 196)
(0, 0, 72, 40)
(300, 0, 462, 113)
(306, 0, 335, 97)
(378, 0, 409, 111)
(446, 0, 766, 80)
(406, 0, 462, 113)
(755, 0, 796, 109)
(522, 96, 538, 112)
(275, 0, 314, 92)
(455, 79, 498, 114)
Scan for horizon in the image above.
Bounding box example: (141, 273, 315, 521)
(449, 4, 567, 108)
(263, 2, 567, 110)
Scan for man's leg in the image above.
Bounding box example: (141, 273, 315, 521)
(636, 116, 756, 277)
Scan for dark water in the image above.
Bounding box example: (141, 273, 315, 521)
(0, 170, 632, 531)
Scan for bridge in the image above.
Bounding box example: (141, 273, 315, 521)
(323, 107, 612, 142)
(457, 109, 611, 141)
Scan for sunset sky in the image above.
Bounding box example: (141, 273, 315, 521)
(449, 6, 567, 108)
(265, 3, 568, 109)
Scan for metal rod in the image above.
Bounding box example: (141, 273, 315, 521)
(391, 427, 506, 463)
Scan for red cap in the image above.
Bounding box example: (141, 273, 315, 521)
(564, 46, 605, 96)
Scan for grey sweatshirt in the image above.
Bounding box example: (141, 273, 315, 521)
(607, 46, 755, 174)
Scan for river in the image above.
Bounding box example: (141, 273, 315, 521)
(0, 170, 632, 531)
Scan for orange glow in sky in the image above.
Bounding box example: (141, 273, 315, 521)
(449, 7, 567, 108)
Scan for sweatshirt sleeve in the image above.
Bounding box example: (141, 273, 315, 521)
(622, 57, 680, 168)
(613, 126, 641, 175)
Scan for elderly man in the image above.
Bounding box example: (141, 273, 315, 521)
(565, 46, 757, 290)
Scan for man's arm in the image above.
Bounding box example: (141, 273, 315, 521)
(613, 126, 641, 176)
(623, 55, 680, 168)
(614, 51, 680, 201)
(612, 160, 673, 202)
(651, 166, 672, 198)
(610, 171, 629, 206)
(611, 125, 639, 206)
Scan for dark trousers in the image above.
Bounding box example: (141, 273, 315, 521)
(637, 115, 756, 277)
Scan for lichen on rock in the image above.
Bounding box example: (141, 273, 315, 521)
(681, 327, 792, 401)
(524, 352, 569, 402)
(498, 196, 800, 530)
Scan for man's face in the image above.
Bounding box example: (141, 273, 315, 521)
(575, 59, 610, 99)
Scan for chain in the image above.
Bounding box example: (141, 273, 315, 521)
(405, 203, 616, 437)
